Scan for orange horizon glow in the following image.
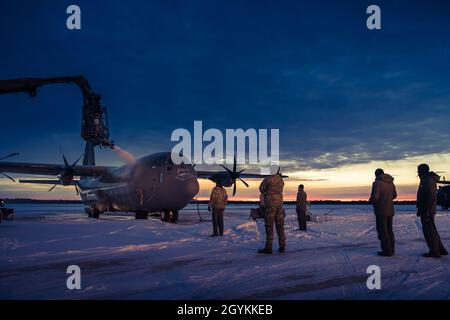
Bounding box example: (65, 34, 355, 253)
(1, 152, 448, 202)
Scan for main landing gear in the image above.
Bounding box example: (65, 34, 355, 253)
(135, 211, 149, 219)
(161, 210, 179, 223)
(87, 204, 101, 219)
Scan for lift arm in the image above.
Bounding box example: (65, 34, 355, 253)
(0, 76, 113, 148)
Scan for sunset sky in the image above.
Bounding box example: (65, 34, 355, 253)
(1, 1, 450, 201)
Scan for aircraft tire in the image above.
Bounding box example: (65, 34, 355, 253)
(135, 211, 149, 219)
(89, 205, 100, 219)
(170, 211, 179, 223)
(161, 210, 171, 222)
(92, 210, 100, 219)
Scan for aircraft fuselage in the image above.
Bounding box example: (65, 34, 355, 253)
(78, 152, 199, 215)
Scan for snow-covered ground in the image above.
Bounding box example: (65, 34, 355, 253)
(0, 204, 449, 300)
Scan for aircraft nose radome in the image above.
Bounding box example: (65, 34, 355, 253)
(185, 177, 200, 198)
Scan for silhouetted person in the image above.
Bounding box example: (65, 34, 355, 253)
(416, 164, 448, 258)
(296, 184, 308, 231)
(258, 172, 286, 254)
(208, 183, 228, 237)
(369, 168, 397, 257)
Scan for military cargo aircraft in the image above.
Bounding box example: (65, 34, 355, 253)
(0, 75, 286, 222)
(0, 151, 282, 222)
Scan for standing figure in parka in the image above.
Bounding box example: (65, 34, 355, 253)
(258, 173, 286, 254)
(208, 183, 228, 237)
(368, 168, 397, 257)
(296, 184, 308, 231)
(416, 164, 448, 258)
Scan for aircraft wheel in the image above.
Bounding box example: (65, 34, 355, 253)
(170, 211, 179, 223)
(135, 211, 149, 219)
(161, 210, 171, 222)
(89, 205, 101, 219)
(92, 209, 101, 219)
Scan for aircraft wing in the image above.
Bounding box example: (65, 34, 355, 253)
(19, 179, 80, 185)
(0, 162, 115, 177)
(195, 170, 288, 179)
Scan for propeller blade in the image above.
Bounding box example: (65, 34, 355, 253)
(276, 167, 280, 175)
(0, 152, 19, 161)
(233, 155, 237, 173)
(59, 146, 70, 167)
(232, 182, 237, 196)
(238, 168, 246, 174)
(239, 177, 249, 187)
(0, 172, 16, 182)
(48, 183, 58, 192)
(74, 185, 79, 196)
(220, 164, 233, 175)
(62, 155, 69, 167)
(71, 154, 83, 167)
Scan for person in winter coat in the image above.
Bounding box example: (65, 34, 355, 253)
(258, 173, 286, 254)
(416, 164, 448, 258)
(369, 168, 397, 256)
(296, 185, 308, 231)
(208, 183, 228, 237)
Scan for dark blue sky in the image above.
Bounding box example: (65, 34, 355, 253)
(1, 0, 450, 171)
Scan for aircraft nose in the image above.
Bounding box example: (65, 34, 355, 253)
(184, 177, 199, 198)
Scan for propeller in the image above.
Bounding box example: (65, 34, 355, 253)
(220, 156, 249, 196)
(0, 152, 19, 182)
(0, 153, 19, 161)
(48, 148, 82, 192)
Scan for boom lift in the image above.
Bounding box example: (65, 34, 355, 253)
(0, 76, 114, 165)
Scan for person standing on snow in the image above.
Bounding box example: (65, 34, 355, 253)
(258, 172, 286, 254)
(369, 168, 397, 257)
(296, 184, 308, 231)
(208, 182, 228, 237)
(416, 164, 448, 258)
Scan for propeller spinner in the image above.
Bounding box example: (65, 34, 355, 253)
(48, 148, 82, 192)
(220, 156, 249, 196)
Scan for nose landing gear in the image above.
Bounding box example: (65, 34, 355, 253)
(161, 210, 178, 223)
(87, 204, 101, 219)
(135, 211, 149, 219)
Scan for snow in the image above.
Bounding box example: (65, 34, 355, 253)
(0, 203, 449, 299)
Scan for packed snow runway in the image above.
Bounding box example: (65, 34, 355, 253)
(0, 204, 449, 299)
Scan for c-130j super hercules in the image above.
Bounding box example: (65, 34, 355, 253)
(0, 76, 281, 222)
